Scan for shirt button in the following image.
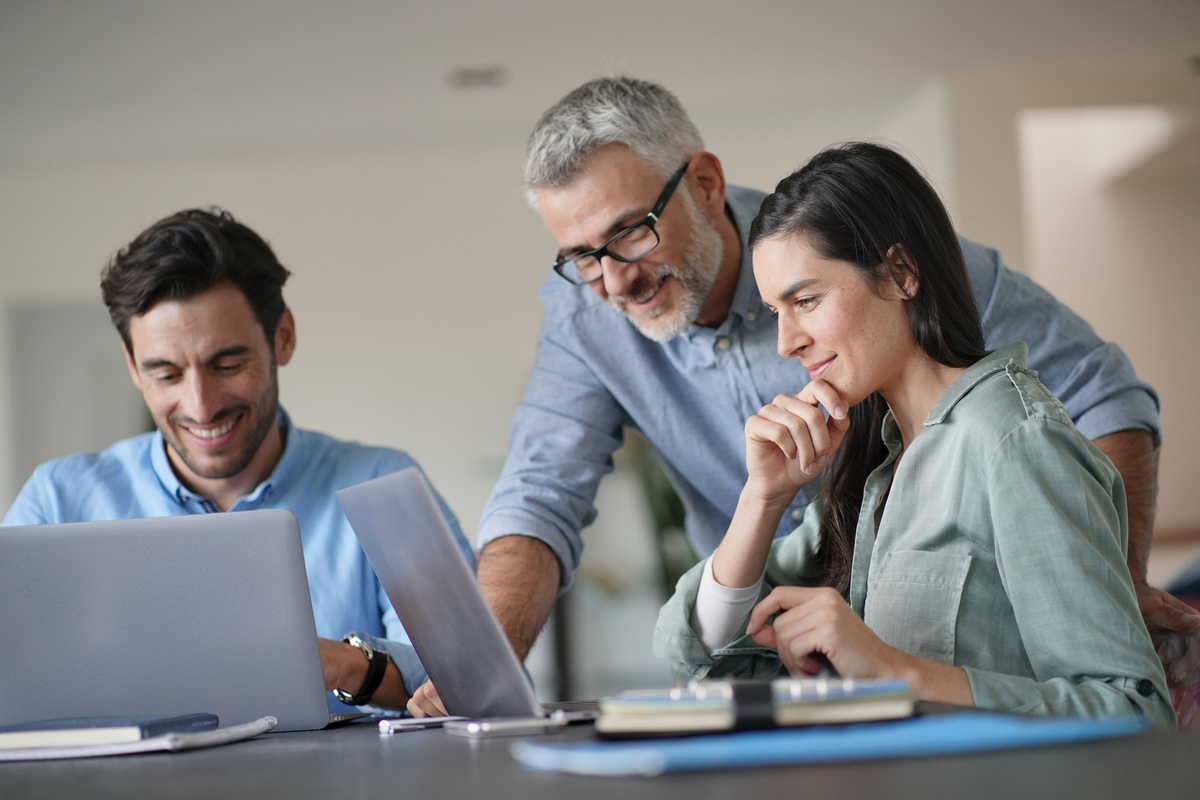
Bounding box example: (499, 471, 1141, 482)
(716, 337, 732, 351)
(791, 508, 803, 521)
(747, 311, 757, 322)
(1137, 679, 1154, 697)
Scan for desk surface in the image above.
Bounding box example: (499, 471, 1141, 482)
(2, 718, 1198, 799)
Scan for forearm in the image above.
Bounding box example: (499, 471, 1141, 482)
(476, 535, 561, 661)
(896, 655, 974, 708)
(1093, 430, 1158, 583)
(711, 485, 793, 589)
(320, 637, 410, 710)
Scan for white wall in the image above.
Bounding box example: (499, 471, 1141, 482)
(0, 143, 544, 533)
(0, 83, 986, 538)
(1020, 106, 1200, 539)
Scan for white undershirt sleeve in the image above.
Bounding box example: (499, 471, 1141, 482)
(690, 556, 764, 652)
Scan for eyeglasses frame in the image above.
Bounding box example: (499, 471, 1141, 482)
(552, 160, 692, 286)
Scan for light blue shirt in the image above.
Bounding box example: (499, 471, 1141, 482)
(479, 186, 1160, 590)
(2, 408, 473, 710)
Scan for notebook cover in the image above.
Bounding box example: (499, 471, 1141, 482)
(511, 712, 1149, 776)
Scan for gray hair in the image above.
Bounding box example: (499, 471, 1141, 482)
(523, 77, 705, 207)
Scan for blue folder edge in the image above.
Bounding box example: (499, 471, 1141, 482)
(510, 712, 1149, 777)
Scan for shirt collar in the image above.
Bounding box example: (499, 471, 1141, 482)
(682, 189, 765, 340)
(150, 406, 295, 506)
(724, 190, 765, 327)
(925, 342, 1029, 427)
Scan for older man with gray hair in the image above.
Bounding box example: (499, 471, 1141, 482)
(406, 76, 1196, 716)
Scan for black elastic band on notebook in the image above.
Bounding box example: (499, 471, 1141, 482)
(730, 680, 775, 730)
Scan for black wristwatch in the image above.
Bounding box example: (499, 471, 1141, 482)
(333, 633, 390, 705)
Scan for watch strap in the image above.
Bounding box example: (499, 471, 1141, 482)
(334, 634, 389, 705)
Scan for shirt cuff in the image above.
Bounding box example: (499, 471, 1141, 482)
(691, 556, 763, 652)
(353, 632, 429, 698)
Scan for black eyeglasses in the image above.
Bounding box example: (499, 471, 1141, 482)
(552, 161, 690, 286)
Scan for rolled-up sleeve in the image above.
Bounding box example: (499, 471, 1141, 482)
(963, 237, 1160, 442)
(476, 319, 629, 591)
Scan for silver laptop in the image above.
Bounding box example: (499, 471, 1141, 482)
(337, 468, 557, 720)
(0, 510, 333, 732)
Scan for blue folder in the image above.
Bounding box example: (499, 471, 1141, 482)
(510, 712, 1148, 777)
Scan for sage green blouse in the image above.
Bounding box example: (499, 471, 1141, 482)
(653, 343, 1173, 726)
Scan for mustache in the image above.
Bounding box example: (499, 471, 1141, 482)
(612, 266, 679, 305)
(167, 406, 249, 427)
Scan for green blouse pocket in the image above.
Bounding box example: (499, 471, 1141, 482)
(864, 550, 971, 665)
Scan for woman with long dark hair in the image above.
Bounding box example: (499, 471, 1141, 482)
(653, 143, 1172, 723)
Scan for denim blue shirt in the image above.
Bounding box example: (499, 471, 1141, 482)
(2, 408, 473, 710)
(478, 186, 1160, 589)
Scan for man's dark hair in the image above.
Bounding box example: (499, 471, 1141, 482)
(101, 207, 291, 355)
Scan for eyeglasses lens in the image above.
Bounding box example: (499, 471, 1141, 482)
(564, 225, 660, 284)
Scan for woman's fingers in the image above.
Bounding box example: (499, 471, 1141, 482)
(749, 395, 840, 473)
(747, 587, 861, 676)
(797, 378, 849, 421)
(747, 586, 813, 634)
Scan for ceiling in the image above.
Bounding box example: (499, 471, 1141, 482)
(1, 0, 1198, 166)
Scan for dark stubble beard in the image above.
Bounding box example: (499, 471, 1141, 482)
(166, 369, 280, 481)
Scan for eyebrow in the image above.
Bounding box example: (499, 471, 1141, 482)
(772, 278, 819, 304)
(138, 345, 253, 372)
(556, 207, 653, 261)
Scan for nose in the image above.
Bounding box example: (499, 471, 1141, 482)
(180, 371, 223, 423)
(597, 253, 642, 299)
(776, 315, 812, 360)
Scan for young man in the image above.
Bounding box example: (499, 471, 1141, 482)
(3, 208, 470, 712)
(408, 76, 1195, 716)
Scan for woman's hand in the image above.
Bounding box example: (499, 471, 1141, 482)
(744, 379, 850, 506)
(746, 586, 974, 706)
(747, 586, 906, 679)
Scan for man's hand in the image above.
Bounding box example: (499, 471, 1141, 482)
(1140, 587, 1200, 688)
(1139, 585, 1200, 637)
(407, 681, 448, 718)
(476, 535, 561, 662)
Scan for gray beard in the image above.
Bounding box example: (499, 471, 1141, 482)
(607, 197, 724, 342)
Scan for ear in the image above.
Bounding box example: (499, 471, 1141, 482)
(124, 345, 144, 391)
(687, 151, 727, 221)
(274, 306, 296, 367)
(885, 243, 920, 300)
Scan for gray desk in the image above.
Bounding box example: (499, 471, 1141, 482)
(2, 719, 1198, 799)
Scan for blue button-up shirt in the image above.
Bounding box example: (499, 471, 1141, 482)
(478, 185, 1160, 590)
(3, 409, 472, 708)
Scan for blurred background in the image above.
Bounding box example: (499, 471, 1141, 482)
(2, 0, 1198, 699)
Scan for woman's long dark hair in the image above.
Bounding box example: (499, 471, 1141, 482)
(748, 142, 988, 597)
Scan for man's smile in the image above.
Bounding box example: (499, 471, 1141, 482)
(178, 413, 242, 445)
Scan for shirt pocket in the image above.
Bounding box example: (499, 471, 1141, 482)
(864, 550, 971, 666)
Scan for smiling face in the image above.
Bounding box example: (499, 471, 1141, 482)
(753, 233, 918, 408)
(536, 145, 726, 342)
(124, 282, 295, 501)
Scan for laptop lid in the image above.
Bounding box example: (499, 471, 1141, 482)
(0, 510, 332, 732)
(336, 468, 544, 719)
